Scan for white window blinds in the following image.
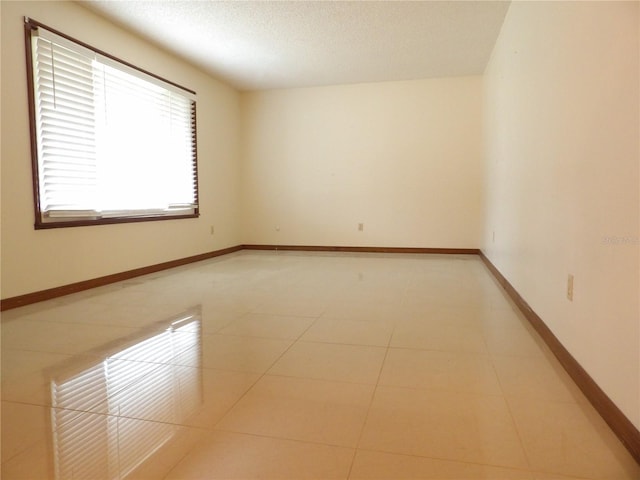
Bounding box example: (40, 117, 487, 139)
(27, 20, 198, 226)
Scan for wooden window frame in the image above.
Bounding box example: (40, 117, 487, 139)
(24, 18, 200, 229)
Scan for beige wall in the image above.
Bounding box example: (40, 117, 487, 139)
(483, 2, 639, 428)
(1, 1, 242, 299)
(240, 77, 483, 248)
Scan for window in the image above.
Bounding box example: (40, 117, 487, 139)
(25, 18, 199, 228)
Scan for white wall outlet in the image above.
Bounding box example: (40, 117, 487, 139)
(358, 223, 364, 231)
(567, 274, 574, 301)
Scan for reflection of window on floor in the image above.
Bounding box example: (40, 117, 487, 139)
(49, 309, 202, 480)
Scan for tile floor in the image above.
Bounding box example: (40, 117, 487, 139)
(1, 251, 638, 479)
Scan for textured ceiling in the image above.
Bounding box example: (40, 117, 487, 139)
(80, 1, 511, 91)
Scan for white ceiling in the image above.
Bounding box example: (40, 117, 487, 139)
(80, 1, 511, 91)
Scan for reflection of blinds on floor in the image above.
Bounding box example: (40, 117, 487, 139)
(51, 312, 201, 480)
(51, 365, 117, 480)
(173, 322, 202, 420)
(117, 417, 174, 477)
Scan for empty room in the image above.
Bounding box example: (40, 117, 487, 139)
(1, 1, 639, 479)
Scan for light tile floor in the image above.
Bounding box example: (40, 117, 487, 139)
(1, 251, 638, 479)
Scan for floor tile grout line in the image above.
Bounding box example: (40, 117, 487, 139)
(485, 350, 534, 471)
(211, 427, 358, 451)
(345, 310, 399, 479)
(162, 427, 595, 480)
(345, 279, 421, 478)
(200, 309, 325, 434)
(351, 446, 558, 478)
(1, 398, 217, 433)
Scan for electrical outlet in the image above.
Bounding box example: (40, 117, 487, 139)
(210, 225, 214, 235)
(358, 223, 364, 231)
(567, 274, 574, 301)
